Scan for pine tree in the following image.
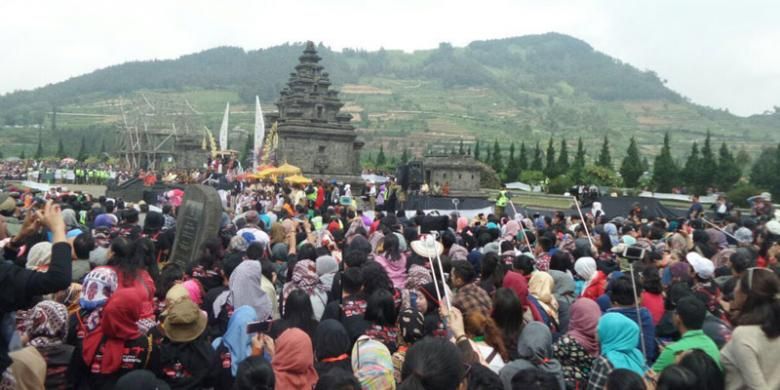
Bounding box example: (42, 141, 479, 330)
(699, 131, 717, 190)
(486, 146, 492, 166)
(400, 148, 410, 163)
(56, 138, 66, 158)
(34, 133, 44, 159)
(99, 138, 106, 155)
(557, 139, 570, 174)
(241, 135, 253, 165)
(682, 142, 702, 192)
(750, 146, 776, 191)
(20, 149, 25, 160)
(77, 136, 88, 161)
(474, 140, 481, 161)
(531, 141, 544, 171)
(620, 137, 644, 188)
(491, 139, 503, 173)
(376, 145, 387, 166)
(544, 138, 557, 178)
(735, 147, 751, 173)
(597, 135, 612, 169)
(506, 143, 519, 181)
(51, 105, 57, 132)
(518, 142, 528, 171)
(717, 142, 741, 191)
(652, 132, 679, 192)
(458, 139, 464, 154)
(571, 137, 586, 183)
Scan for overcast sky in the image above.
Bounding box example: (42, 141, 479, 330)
(1, 0, 777, 116)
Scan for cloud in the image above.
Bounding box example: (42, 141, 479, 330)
(0, 0, 776, 115)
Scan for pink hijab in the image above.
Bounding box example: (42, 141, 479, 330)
(457, 217, 469, 233)
(566, 298, 601, 356)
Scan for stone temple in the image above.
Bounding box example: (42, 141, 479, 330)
(266, 41, 363, 184)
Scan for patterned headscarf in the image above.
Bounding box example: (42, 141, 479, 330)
(81, 267, 118, 308)
(351, 336, 396, 390)
(23, 301, 69, 348)
(282, 260, 324, 305)
(398, 308, 425, 344)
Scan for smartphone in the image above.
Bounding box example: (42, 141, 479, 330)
(623, 246, 646, 262)
(246, 321, 272, 334)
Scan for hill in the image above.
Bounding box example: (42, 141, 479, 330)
(1, 32, 778, 164)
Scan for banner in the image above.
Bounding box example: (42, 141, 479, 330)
(253, 96, 265, 170)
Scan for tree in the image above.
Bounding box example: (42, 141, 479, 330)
(376, 145, 387, 166)
(34, 133, 44, 159)
(99, 138, 106, 155)
(699, 131, 717, 190)
(571, 137, 586, 183)
(652, 132, 678, 192)
(620, 137, 644, 188)
(474, 140, 481, 161)
(506, 142, 519, 181)
(50, 105, 57, 132)
(20, 149, 25, 160)
(717, 142, 741, 191)
(240, 135, 253, 165)
(56, 138, 66, 158)
(557, 139, 570, 173)
(458, 139, 464, 155)
(491, 139, 503, 173)
(682, 142, 702, 192)
(518, 142, 528, 171)
(750, 146, 775, 190)
(77, 136, 88, 161)
(544, 138, 557, 178)
(597, 135, 612, 169)
(735, 147, 752, 174)
(400, 148, 410, 163)
(531, 141, 544, 171)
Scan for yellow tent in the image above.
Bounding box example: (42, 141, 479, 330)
(284, 174, 312, 185)
(275, 163, 302, 176)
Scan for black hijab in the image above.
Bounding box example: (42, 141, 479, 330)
(314, 319, 352, 377)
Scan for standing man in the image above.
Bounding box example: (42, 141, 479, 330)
(495, 187, 509, 217)
(688, 194, 704, 220)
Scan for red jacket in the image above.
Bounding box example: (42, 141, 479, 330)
(582, 271, 607, 300)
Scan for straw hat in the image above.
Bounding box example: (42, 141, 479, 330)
(410, 234, 444, 258)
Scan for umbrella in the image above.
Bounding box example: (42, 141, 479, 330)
(284, 175, 312, 185)
(275, 163, 302, 176)
(60, 158, 77, 165)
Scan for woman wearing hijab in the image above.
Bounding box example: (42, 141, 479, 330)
(352, 336, 396, 390)
(272, 328, 319, 390)
(314, 320, 352, 377)
(528, 271, 560, 325)
(282, 260, 327, 320)
(315, 255, 338, 292)
(82, 289, 156, 389)
(499, 322, 565, 390)
(212, 306, 257, 389)
(587, 313, 647, 390)
(222, 260, 273, 322)
(22, 300, 73, 389)
(549, 268, 576, 333)
(553, 298, 601, 390)
(575, 256, 607, 300)
(502, 271, 543, 323)
(392, 308, 425, 383)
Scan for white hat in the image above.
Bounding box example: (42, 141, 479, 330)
(686, 252, 714, 279)
(760, 192, 772, 201)
(767, 220, 780, 236)
(410, 235, 444, 258)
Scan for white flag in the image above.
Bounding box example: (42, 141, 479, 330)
(253, 96, 265, 170)
(219, 102, 230, 151)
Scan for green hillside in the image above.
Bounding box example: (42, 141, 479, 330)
(1, 33, 778, 163)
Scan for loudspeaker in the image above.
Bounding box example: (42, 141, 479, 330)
(397, 165, 410, 190)
(408, 162, 423, 190)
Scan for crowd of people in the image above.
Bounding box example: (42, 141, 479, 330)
(0, 177, 778, 390)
